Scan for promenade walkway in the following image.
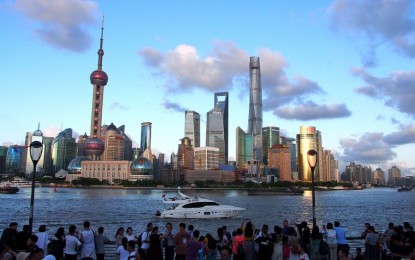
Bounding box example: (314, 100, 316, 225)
(97, 237, 366, 259)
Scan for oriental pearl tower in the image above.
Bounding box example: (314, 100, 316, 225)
(84, 18, 107, 160)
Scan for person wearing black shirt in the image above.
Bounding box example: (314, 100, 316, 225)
(255, 224, 273, 260)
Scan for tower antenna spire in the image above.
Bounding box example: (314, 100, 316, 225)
(97, 15, 104, 71)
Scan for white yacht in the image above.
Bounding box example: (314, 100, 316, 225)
(10, 177, 42, 188)
(160, 188, 245, 219)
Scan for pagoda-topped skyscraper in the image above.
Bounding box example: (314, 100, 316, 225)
(85, 17, 107, 160)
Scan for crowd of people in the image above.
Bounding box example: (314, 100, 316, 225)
(1, 219, 414, 260)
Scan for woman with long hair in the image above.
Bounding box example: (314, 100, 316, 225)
(48, 227, 66, 259)
(115, 227, 125, 246)
(241, 219, 256, 260)
(323, 223, 337, 260)
(309, 226, 328, 260)
(271, 225, 283, 260)
(288, 227, 299, 260)
(147, 226, 163, 260)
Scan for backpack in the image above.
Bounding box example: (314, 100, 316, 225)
(237, 243, 245, 256)
(319, 239, 330, 255)
(136, 232, 144, 248)
(207, 237, 217, 250)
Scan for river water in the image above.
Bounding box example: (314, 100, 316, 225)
(1, 187, 414, 242)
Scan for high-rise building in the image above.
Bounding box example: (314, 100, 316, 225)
(6, 145, 24, 175)
(42, 137, 53, 175)
(52, 128, 77, 172)
(103, 123, 125, 161)
(23, 125, 45, 175)
(262, 126, 280, 165)
(345, 162, 372, 183)
(140, 122, 152, 160)
(388, 166, 401, 185)
(0, 146, 7, 175)
(248, 57, 263, 161)
(206, 103, 225, 164)
(236, 127, 252, 166)
(184, 111, 200, 148)
(84, 18, 107, 160)
(177, 137, 194, 169)
(171, 152, 178, 170)
(373, 168, 386, 185)
(214, 92, 229, 163)
(321, 150, 334, 181)
(316, 130, 323, 180)
(194, 147, 219, 170)
(268, 144, 291, 181)
(281, 137, 297, 174)
(77, 134, 89, 156)
(296, 126, 317, 181)
(117, 125, 133, 161)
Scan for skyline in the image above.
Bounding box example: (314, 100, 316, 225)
(1, 0, 415, 175)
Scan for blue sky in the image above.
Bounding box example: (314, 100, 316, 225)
(1, 0, 415, 175)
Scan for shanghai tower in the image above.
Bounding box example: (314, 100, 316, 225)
(247, 56, 263, 161)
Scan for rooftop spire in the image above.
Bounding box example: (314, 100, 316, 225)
(97, 15, 104, 71)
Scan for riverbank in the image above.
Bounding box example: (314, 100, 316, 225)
(40, 183, 370, 193)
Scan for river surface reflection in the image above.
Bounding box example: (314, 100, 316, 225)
(1, 187, 414, 240)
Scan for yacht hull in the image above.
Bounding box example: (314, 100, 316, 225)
(161, 206, 245, 219)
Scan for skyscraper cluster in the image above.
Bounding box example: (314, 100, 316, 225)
(2, 22, 402, 185)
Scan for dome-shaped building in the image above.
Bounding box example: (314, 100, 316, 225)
(130, 157, 153, 181)
(66, 156, 91, 182)
(68, 156, 92, 174)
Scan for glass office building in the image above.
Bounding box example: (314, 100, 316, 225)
(262, 126, 280, 165)
(6, 145, 24, 174)
(236, 127, 252, 166)
(184, 111, 200, 148)
(140, 122, 152, 160)
(214, 92, 229, 164)
(206, 103, 226, 165)
(52, 128, 77, 172)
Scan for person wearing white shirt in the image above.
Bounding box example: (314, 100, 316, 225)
(65, 225, 81, 260)
(116, 237, 130, 260)
(140, 222, 153, 257)
(35, 225, 49, 255)
(80, 221, 96, 260)
(125, 227, 135, 242)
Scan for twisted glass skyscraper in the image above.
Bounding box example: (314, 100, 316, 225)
(248, 57, 263, 161)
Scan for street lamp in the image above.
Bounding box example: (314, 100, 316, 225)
(307, 149, 318, 228)
(29, 140, 43, 235)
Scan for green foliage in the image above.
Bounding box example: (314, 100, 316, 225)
(72, 177, 102, 186)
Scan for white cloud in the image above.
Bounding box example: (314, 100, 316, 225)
(13, 0, 98, 52)
(339, 132, 397, 164)
(109, 102, 129, 111)
(353, 67, 415, 117)
(43, 124, 61, 138)
(328, 0, 415, 59)
(139, 42, 351, 120)
(275, 102, 351, 120)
